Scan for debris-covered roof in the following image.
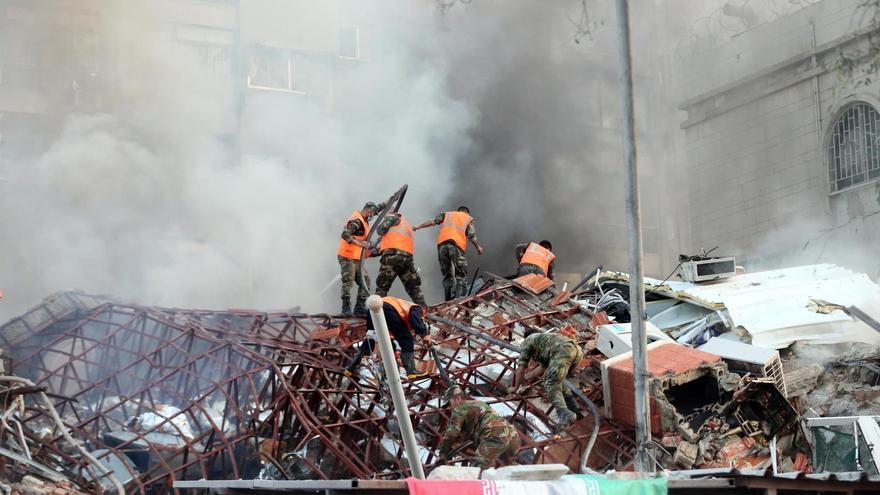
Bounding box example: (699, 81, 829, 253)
(3, 263, 880, 492)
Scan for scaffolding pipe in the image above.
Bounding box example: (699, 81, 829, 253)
(367, 295, 425, 479)
(613, 0, 652, 473)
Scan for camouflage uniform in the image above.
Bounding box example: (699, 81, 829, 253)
(375, 214, 427, 306)
(517, 255, 556, 280)
(429, 213, 478, 300)
(338, 255, 371, 310)
(438, 399, 520, 469)
(339, 201, 386, 313)
(517, 333, 583, 422)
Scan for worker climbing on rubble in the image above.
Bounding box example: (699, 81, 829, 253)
(517, 240, 556, 280)
(413, 206, 484, 301)
(343, 296, 434, 379)
(437, 385, 521, 469)
(512, 329, 583, 428)
(338, 201, 386, 316)
(373, 212, 428, 306)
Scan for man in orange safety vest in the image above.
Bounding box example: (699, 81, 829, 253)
(414, 206, 484, 301)
(343, 296, 434, 380)
(337, 201, 385, 316)
(517, 240, 556, 280)
(373, 212, 427, 306)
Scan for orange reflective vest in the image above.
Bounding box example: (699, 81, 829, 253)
(337, 211, 369, 260)
(379, 214, 414, 255)
(383, 296, 416, 331)
(520, 242, 555, 276)
(436, 212, 473, 251)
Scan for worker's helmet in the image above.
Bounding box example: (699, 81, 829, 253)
(363, 202, 379, 214)
(442, 385, 464, 406)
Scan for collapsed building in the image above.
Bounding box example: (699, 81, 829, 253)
(1, 263, 880, 493)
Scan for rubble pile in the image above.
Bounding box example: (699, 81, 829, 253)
(1, 264, 880, 491)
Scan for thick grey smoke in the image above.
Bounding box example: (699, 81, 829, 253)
(0, 0, 473, 319)
(0, 0, 853, 321)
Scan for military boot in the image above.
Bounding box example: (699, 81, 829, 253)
(400, 352, 427, 380)
(341, 299, 352, 317)
(564, 394, 584, 419)
(353, 299, 367, 317)
(556, 408, 577, 430)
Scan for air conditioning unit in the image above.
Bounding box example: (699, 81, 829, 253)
(680, 257, 736, 283)
(596, 321, 674, 359)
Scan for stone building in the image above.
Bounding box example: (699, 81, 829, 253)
(675, 0, 880, 277)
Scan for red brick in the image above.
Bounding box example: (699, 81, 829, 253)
(610, 343, 719, 377)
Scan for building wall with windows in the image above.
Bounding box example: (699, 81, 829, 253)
(677, 0, 880, 276)
(0, 0, 240, 164)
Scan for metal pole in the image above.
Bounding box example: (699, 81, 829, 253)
(613, 0, 652, 473)
(367, 295, 425, 479)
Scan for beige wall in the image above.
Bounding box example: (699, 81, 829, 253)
(678, 0, 880, 276)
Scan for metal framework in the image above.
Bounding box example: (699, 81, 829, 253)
(1, 277, 635, 493)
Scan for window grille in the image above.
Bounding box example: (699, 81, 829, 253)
(828, 101, 880, 193)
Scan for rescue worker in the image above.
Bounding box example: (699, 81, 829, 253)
(343, 296, 434, 379)
(517, 240, 556, 280)
(437, 385, 521, 469)
(373, 212, 427, 306)
(413, 206, 484, 301)
(512, 329, 583, 428)
(338, 201, 385, 316)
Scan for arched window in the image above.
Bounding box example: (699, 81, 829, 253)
(827, 101, 880, 193)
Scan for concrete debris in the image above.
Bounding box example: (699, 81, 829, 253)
(2, 262, 880, 488)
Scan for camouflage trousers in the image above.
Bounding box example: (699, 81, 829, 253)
(543, 342, 584, 412)
(438, 242, 468, 299)
(517, 263, 545, 277)
(376, 251, 427, 306)
(338, 256, 370, 305)
(472, 424, 521, 469)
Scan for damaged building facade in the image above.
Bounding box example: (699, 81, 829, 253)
(675, 0, 880, 277)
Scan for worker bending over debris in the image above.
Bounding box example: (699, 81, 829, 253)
(343, 296, 434, 379)
(437, 385, 521, 469)
(373, 212, 427, 306)
(512, 329, 583, 428)
(338, 201, 386, 316)
(414, 206, 484, 301)
(517, 240, 556, 280)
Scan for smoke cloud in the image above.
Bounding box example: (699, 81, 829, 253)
(0, 0, 473, 319)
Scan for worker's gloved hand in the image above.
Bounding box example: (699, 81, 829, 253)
(422, 335, 435, 345)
